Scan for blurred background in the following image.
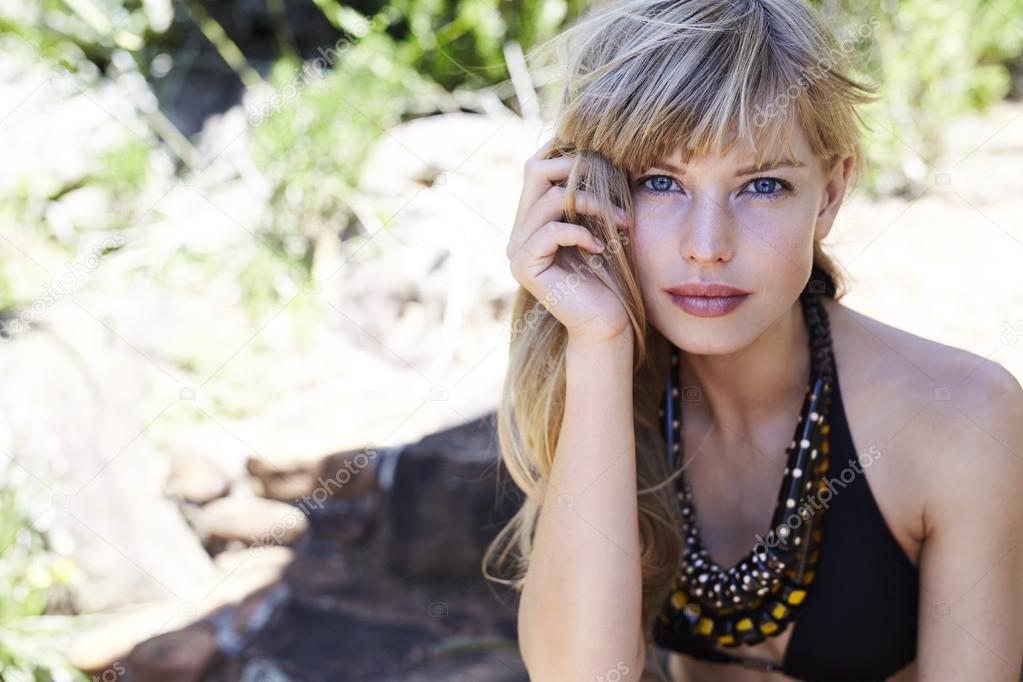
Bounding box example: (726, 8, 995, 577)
(1, 0, 1022, 680)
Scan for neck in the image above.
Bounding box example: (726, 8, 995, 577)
(679, 299, 811, 438)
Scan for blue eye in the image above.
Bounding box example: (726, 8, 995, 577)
(638, 175, 680, 194)
(744, 177, 790, 199)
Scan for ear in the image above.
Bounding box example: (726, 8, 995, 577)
(814, 155, 853, 242)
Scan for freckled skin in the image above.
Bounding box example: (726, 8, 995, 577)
(630, 127, 840, 357)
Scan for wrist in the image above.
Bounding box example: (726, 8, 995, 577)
(566, 328, 634, 360)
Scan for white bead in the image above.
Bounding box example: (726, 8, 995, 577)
(786, 499, 795, 508)
(792, 468, 802, 478)
(810, 411, 819, 422)
(800, 438, 810, 449)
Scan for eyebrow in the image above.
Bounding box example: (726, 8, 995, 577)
(650, 158, 807, 176)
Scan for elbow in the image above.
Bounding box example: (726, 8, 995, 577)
(519, 631, 646, 682)
(523, 658, 646, 682)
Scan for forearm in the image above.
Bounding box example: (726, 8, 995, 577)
(519, 332, 645, 680)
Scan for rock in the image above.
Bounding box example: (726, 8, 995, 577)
(246, 446, 380, 503)
(206, 545, 294, 607)
(67, 599, 217, 676)
(385, 413, 521, 582)
(69, 551, 293, 675)
(246, 457, 318, 502)
(239, 659, 297, 682)
(126, 623, 223, 682)
(317, 448, 380, 498)
(166, 449, 231, 504)
(196, 495, 309, 553)
(304, 493, 379, 547)
(0, 307, 217, 614)
(245, 599, 438, 680)
(213, 544, 295, 576)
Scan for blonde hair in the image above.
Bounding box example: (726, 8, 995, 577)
(483, 0, 876, 673)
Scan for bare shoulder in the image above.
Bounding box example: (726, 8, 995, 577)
(822, 295, 1018, 393)
(822, 296, 1023, 538)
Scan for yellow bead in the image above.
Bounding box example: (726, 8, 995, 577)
(821, 424, 830, 434)
(760, 621, 779, 634)
(786, 589, 807, 606)
(671, 590, 687, 609)
(718, 634, 735, 645)
(802, 570, 815, 585)
(696, 617, 714, 636)
(771, 603, 788, 619)
(822, 441, 830, 454)
(736, 618, 753, 632)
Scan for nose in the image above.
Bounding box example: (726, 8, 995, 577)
(680, 196, 734, 265)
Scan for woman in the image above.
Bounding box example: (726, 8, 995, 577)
(484, 0, 1023, 680)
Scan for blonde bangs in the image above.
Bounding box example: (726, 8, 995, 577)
(544, 0, 875, 179)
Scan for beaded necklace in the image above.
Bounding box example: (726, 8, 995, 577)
(655, 284, 835, 665)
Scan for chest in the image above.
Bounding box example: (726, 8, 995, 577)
(677, 357, 924, 578)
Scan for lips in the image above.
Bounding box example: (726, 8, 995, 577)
(664, 281, 752, 318)
(664, 282, 752, 297)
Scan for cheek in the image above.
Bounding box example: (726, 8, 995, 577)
(629, 199, 678, 249)
(738, 200, 818, 253)
(628, 206, 674, 279)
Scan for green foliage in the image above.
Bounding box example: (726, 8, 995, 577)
(819, 0, 1023, 194)
(89, 137, 150, 197)
(248, 32, 431, 251)
(0, 462, 86, 682)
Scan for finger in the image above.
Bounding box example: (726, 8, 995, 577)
(507, 220, 605, 277)
(530, 187, 630, 232)
(518, 155, 576, 213)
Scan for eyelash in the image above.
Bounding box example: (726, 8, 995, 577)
(635, 175, 793, 201)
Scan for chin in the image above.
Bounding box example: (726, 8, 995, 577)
(654, 310, 763, 357)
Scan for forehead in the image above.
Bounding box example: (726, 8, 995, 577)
(662, 119, 814, 170)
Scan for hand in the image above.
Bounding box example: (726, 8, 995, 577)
(505, 138, 633, 346)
